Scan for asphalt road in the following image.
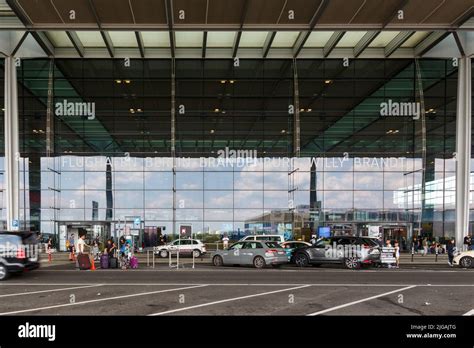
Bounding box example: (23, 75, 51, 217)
(0, 264, 472, 316)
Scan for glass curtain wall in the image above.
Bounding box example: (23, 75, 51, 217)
(12, 58, 458, 245)
(0, 59, 5, 227)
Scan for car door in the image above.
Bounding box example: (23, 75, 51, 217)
(222, 242, 244, 264)
(307, 238, 330, 261)
(240, 242, 261, 265)
(179, 239, 192, 254)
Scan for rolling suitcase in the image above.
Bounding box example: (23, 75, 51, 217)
(77, 254, 91, 270)
(100, 254, 109, 269)
(109, 257, 118, 269)
(130, 256, 138, 269)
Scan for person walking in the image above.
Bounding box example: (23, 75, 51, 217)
(422, 238, 428, 256)
(447, 239, 456, 267)
(222, 235, 229, 250)
(412, 236, 418, 253)
(394, 241, 400, 269)
(68, 234, 75, 261)
(46, 236, 53, 262)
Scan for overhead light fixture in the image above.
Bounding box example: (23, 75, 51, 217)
(32, 129, 38, 133)
(210, 129, 215, 134)
(281, 129, 286, 134)
(229, 80, 235, 84)
(307, 108, 312, 112)
(214, 108, 220, 112)
(325, 80, 333, 84)
(124, 80, 131, 84)
(300, 108, 305, 112)
(137, 108, 143, 112)
(129, 108, 135, 114)
(386, 130, 393, 134)
(221, 110, 226, 114)
(115, 79, 122, 84)
(220, 80, 226, 84)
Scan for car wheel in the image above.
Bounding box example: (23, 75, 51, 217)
(160, 250, 168, 258)
(192, 249, 201, 258)
(0, 264, 9, 281)
(459, 256, 473, 268)
(344, 257, 361, 269)
(253, 256, 266, 269)
(213, 255, 224, 267)
(294, 253, 309, 267)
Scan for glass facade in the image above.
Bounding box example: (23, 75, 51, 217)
(7, 58, 463, 246)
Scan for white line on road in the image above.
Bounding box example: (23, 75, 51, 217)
(0, 284, 103, 298)
(463, 309, 474, 316)
(1, 283, 473, 287)
(0, 284, 207, 315)
(306, 285, 417, 316)
(149, 285, 311, 316)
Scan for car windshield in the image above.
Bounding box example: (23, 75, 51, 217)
(265, 242, 282, 248)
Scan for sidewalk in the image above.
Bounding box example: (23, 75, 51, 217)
(40, 252, 449, 266)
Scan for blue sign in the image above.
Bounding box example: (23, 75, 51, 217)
(318, 226, 331, 238)
(134, 218, 141, 227)
(12, 219, 19, 228)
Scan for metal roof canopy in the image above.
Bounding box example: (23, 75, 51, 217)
(0, 0, 473, 58)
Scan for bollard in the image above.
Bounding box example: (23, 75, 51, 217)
(411, 247, 414, 262)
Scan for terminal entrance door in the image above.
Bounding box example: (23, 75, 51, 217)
(58, 222, 111, 251)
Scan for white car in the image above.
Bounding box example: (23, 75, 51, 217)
(154, 239, 206, 258)
(239, 235, 285, 243)
(453, 250, 474, 268)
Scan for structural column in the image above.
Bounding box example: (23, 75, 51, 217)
(4, 56, 20, 230)
(455, 56, 471, 249)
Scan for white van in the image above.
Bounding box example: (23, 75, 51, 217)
(239, 235, 285, 243)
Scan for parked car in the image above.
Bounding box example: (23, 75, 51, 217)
(453, 250, 474, 268)
(280, 241, 312, 263)
(154, 238, 206, 258)
(212, 241, 288, 268)
(293, 236, 381, 269)
(0, 231, 40, 280)
(239, 235, 285, 243)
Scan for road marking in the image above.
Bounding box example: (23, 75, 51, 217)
(306, 285, 417, 316)
(0, 284, 103, 298)
(1, 283, 473, 287)
(149, 285, 311, 316)
(463, 309, 474, 316)
(0, 284, 207, 315)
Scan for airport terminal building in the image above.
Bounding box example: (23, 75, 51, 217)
(0, 0, 472, 249)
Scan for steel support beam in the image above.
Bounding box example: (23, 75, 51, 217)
(385, 31, 414, 57)
(135, 31, 145, 58)
(353, 30, 379, 57)
(202, 31, 207, 58)
(4, 56, 20, 230)
(415, 31, 450, 57)
(455, 56, 471, 249)
(323, 31, 344, 57)
(263, 31, 276, 58)
(66, 31, 84, 57)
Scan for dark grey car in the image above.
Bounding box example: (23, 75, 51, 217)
(293, 236, 381, 269)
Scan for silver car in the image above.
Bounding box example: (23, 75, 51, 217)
(212, 241, 288, 268)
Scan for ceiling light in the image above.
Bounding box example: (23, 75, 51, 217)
(33, 129, 37, 133)
(307, 108, 312, 112)
(229, 80, 235, 84)
(214, 108, 220, 112)
(220, 80, 226, 84)
(393, 130, 399, 133)
(386, 130, 393, 134)
(221, 110, 226, 114)
(115, 80, 122, 84)
(325, 80, 332, 84)
(300, 108, 305, 112)
(210, 129, 215, 134)
(281, 129, 286, 134)
(129, 108, 135, 114)
(124, 80, 131, 84)
(137, 108, 143, 112)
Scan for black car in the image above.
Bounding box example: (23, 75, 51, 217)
(0, 231, 40, 280)
(293, 236, 381, 269)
